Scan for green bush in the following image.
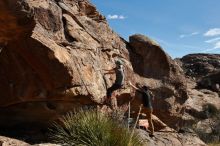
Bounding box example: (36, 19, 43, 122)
(203, 103, 219, 118)
(49, 109, 143, 146)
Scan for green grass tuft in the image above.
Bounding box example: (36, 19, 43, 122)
(49, 109, 144, 146)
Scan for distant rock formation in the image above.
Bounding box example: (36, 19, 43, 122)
(178, 53, 220, 91)
(180, 53, 220, 79)
(179, 54, 220, 143)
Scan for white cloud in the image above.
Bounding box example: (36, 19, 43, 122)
(191, 32, 199, 35)
(204, 36, 220, 52)
(107, 15, 126, 20)
(203, 41, 220, 52)
(214, 41, 220, 49)
(205, 37, 220, 43)
(179, 32, 199, 38)
(204, 28, 220, 37)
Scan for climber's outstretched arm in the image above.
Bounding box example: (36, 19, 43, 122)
(128, 81, 142, 91)
(103, 68, 115, 74)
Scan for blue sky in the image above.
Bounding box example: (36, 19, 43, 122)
(90, 0, 220, 58)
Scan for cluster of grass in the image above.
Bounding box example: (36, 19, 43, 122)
(49, 109, 144, 146)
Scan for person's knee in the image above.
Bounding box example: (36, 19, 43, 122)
(146, 111, 151, 117)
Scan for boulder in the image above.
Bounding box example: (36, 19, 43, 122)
(0, 0, 131, 127)
(128, 34, 188, 128)
(0, 135, 61, 146)
(175, 52, 220, 144)
(129, 34, 181, 78)
(137, 129, 207, 146)
(181, 78, 220, 143)
(180, 54, 220, 92)
(0, 136, 29, 146)
(198, 71, 220, 91)
(0, 130, 206, 146)
(0, 0, 189, 130)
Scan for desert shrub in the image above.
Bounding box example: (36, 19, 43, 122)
(49, 109, 143, 146)
(193, 104, 220, 143)
(202, 103, 219, 118)
(195, 128, 220, 143)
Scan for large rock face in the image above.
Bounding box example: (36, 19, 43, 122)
(0, 0, 131, 127)
(179, 54, 220, 143)
(0, 0, 187, 132)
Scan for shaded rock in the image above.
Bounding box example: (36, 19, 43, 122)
(195, 118, 220, 143)
(180, 53, 220, 79)
(181, 78, 220, 143)
(0, 136, 29, 146)
(185, 88, 220, 118)
(0, 0, 34, 43)
(183, 78, 220, 120)
(198, 71, 220, 91)
(129, 34, 182, 79)
(0, 135, 61, 145)
(0, 129, 206, 146)
(137, 129, 206, 146)
(179, 53, 220, 143)
(128, 34, 188, 129)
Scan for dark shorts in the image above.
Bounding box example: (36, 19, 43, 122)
(107, 83, 123, 98)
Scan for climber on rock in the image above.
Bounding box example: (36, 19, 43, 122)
(103, 59, 125, 108)
(129, 81, 155, 137)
